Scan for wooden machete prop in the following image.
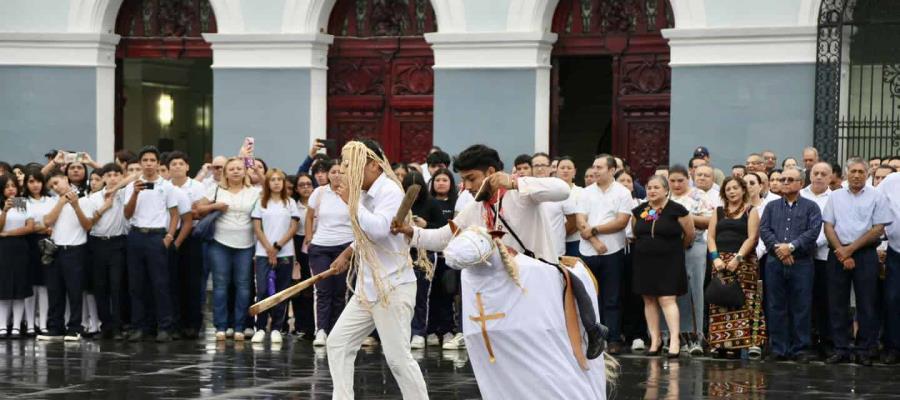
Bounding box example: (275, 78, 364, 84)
(249, 184, 423, 317)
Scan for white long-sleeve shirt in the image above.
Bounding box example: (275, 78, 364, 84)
(411, 176, 570, 263)
(800, 186, 832, 261)
(353, 173, 417, 303)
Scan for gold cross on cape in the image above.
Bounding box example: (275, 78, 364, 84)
(469, 292, 505, 363)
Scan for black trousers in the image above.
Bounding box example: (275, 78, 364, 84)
(46, 245, 86, 335)
(89, 236, 126, 333)
(288, 235, 315, 334)
(127, 231, 173, 333)
(169, 235, 204, 332)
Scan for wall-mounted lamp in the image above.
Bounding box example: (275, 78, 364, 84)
(158, 93, 174, 126)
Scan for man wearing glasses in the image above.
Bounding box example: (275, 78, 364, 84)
(746, 153, 767, 174)
(823, 158, 892, 366)
(199, 155, 227, 191)
(762, 150, 778, 174)
(759, 167, 822, 363)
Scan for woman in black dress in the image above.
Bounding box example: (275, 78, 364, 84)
(632, 175, 695, 357)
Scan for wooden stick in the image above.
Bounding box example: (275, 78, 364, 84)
(392, 184, 421, 226)
(248, 271, 327, 316)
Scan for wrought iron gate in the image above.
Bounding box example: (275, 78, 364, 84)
(814, 0, 900, 163)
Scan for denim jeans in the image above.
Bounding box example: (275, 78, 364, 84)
(765, 256, 814, 356)
(208, 241, 254, 332)
(254, 256, 293, 331)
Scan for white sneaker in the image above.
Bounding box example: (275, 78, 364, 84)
(442, 332, 454, 345)
(442, 333, 466, 350)
(410, 335, 426, 349)
(215, 331, 226, 341)
(270, 330, 283, 344)
(426, 334, 440, 346)
(37, 334, 63, 341)
(631, 338, 646, 352)
(689, 342, 704, 356)
(64, 332, 81, 342)
(361, 336, 379, 347)
(251, 330, 266, 343)
(225, 328, 234, 338)
(244, 328, 255, 338)
(234, 332, 245, 342)
(313, 330, 327, 347)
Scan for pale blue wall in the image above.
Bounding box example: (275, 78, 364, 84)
(433, 69, 537, 169)
(705, 0, 803, 27)
(0, 0, 70, 32)
(213, 69, 311, 172)
(670, 64, 816, 169)
(0, 67, 97, 164)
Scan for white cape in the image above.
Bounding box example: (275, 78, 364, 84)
(460, 254, 607, 400)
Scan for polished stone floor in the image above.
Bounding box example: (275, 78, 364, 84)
(2, 335, 900, 399)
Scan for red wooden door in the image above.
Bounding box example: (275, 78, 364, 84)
(551, 0, 673, 181)
(327, 0, 435, 163)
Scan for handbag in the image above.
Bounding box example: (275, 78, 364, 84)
(705, 271, 745, 308)
(38, 237, 58, 266)
(192, 187, 221, 241)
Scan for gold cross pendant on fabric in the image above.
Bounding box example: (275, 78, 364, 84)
(469, 292, 505, 363)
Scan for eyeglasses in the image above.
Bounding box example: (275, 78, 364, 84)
(297, 183, 313, 187)
(212, 166, 224, 170)
(779, 177, 799, 183)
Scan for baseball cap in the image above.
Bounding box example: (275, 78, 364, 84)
(693, 146, 710, 158)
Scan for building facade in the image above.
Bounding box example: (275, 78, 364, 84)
(0, 0, 892, 175)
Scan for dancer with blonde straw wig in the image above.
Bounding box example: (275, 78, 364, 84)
(323, 139, 429, 400)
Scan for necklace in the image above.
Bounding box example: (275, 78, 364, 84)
(641, 201, 666, 238)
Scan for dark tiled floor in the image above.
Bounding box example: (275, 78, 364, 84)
(1, 336, 899, 399)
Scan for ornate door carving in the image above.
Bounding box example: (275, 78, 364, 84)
(552, 0, 673, 181)
(327, 0, 436, 162)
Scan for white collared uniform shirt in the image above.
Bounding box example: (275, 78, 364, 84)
(875, 173, 900, 252)
(251, 198, 301, 257)
(88, 188, 129, 237)
(121, 177, 180, 229)
(51, 197, 96, 246)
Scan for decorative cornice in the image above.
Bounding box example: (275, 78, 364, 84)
(0, 33, 119, 68)
(424, 31, 558, 70)
(203, 33, 334, 69)
(663, 26, 818, 67)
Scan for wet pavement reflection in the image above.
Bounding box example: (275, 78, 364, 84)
(2, 335, 899, 399)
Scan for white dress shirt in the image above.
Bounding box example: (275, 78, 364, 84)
(352, 173, 417, 303)
(800, 185, 832, 260)
(88, 188, 129, 237)
(122, 177, 179, 229)
(412, 176, 570, 263)
(578, 181, 632, 256)
(876, 173, 900, 252)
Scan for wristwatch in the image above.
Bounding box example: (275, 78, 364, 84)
(274, 243, 283, 251)
(788, 243, 796, 253)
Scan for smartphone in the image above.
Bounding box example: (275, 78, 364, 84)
(64, 152, 76, 164)
(144, 181, 156, 190)
(243, 136, 255, 152)
(317, 138, 337, 153)
(75, 152, 87, 163)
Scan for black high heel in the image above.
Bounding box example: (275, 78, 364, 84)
(646, 343, 662, 356)
(667, 351, 681, 359)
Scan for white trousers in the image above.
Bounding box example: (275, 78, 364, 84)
(326, 282, 428, 400)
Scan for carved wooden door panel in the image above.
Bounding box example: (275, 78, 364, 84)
(327, 0, 435, 162)
(552, 0, 673, 181)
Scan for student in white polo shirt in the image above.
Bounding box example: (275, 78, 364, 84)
(166, 151, 203, 339)
(250, 168, 300, 344)
(122, 146, 180, 343)
(37, 170, 95, 341)
(87, 163, 131, 340)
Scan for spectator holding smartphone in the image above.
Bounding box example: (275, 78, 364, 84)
(24, 169, 54, 336)
(0, 175, 35, 339)
(38, 170, 96, 341)
(122, 146, 180, 342)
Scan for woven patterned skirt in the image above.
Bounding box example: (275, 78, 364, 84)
(707, 252, 767, 350)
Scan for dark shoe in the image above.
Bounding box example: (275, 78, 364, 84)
(182, 329, 199, 340)
(586, 324, 609, 360)
(100, 330, 114, 340)
(127, 331, 145, 342)
(666, 351, 681, 359)
(793, 353, 812, 364)
(170, 331, 182, 341)
(606, 341, 624, 356)
(883, 351, 899, 365)
(825, 353, 850, 364)
(113, 331, 125, 341)
(857, 355, 873, 367)
(768, 354, 790, 362)
(156, 331, 173, 343)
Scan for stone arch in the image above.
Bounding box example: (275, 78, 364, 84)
(520, 0, 702, 32)
(71, 0, 237, 34)
(282, 0, 465, 35)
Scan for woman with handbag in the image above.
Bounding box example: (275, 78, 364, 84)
(195, 157, 260, 342)
(707, 176, 766, 359)
(24, 169, 55, 336)
(631, 175, 695, 358)
(304, 160, 354, 347)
